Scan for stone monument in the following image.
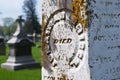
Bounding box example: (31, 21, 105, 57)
(1, 16, 39, 70)
(42, 0, 90, 80)
(0, 29, 5, 55)
(89, 0, 120, 80)
(42, 0, 120, 80)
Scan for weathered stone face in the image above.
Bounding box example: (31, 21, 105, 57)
(89, 0, 120, 80)
(42, 0, 90, 80)
(45, 12, 86, 73)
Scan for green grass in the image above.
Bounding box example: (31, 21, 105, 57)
(0, 42, 41, 80)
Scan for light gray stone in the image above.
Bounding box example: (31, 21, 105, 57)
(89, 0, 120, 80)
(42, 0, 90, 80)
(1, 56, 39, 70)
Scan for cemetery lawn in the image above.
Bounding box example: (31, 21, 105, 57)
(0, 42, 41, 80)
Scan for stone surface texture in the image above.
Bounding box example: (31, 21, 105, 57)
(42, 0, 90, 80)
(88, 0, 120, 80)
(42, 0, 120, 80)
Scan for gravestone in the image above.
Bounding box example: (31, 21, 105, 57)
(27, 34, 34, 42)
(1, 16, 39, 70)
(0, 29, 5, 55)
(42, 0, 90, 80)
(89, 0, 120, 80)
(27, 32, 36, 43)
(42, 0, 120, 80)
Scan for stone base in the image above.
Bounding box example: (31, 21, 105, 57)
(1, 56, 40, 71)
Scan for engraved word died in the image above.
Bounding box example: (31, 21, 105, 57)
(44, 8, 86, 74)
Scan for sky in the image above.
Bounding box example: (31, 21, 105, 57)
(0, 0, 42, 25)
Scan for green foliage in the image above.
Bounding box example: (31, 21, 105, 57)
(23, 0, 41, 34)
(0, 17, 17, 40)
(9, 22, 17, 35)
(0, 69, 41, 80)
(3, 17, 14, 27)
(1, 26, 9, 36)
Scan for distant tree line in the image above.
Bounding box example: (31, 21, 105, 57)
(23, 0, 41, 34)
(0, 17, 17, 40)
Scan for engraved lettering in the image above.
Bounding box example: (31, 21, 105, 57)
(53, 38, 72, 44)
(67, 38, 72, 43)
(54, 39, 58, 43)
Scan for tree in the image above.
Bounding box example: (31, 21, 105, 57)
(22, 0, 41, 34)
(9, 22, 17, 34)
(2, 17, 15, 39)
(3, 17, 14, 27)
(1, 26, 9, 36)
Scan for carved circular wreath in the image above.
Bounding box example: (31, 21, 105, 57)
(44, 8, 86, 73)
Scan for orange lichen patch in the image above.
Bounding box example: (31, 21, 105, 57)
(72, 0, 88, 29)
(42, 14, 47, 67)
(42, 39, 47, 67)
(62, 74, 67, 80)
(42, 15, 45, 29)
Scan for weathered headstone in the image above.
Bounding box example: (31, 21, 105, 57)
(42, 0, 120, 80)
(0, 29, 5, 55)
(89, 0, 120, 80)
(42, 0, 90, 80)
(1, 16, 39, 70)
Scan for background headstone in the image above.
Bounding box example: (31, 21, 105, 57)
(0, 29, 5, 55)
(42, 0, 120, 80)
(1, 16, 39, 70)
